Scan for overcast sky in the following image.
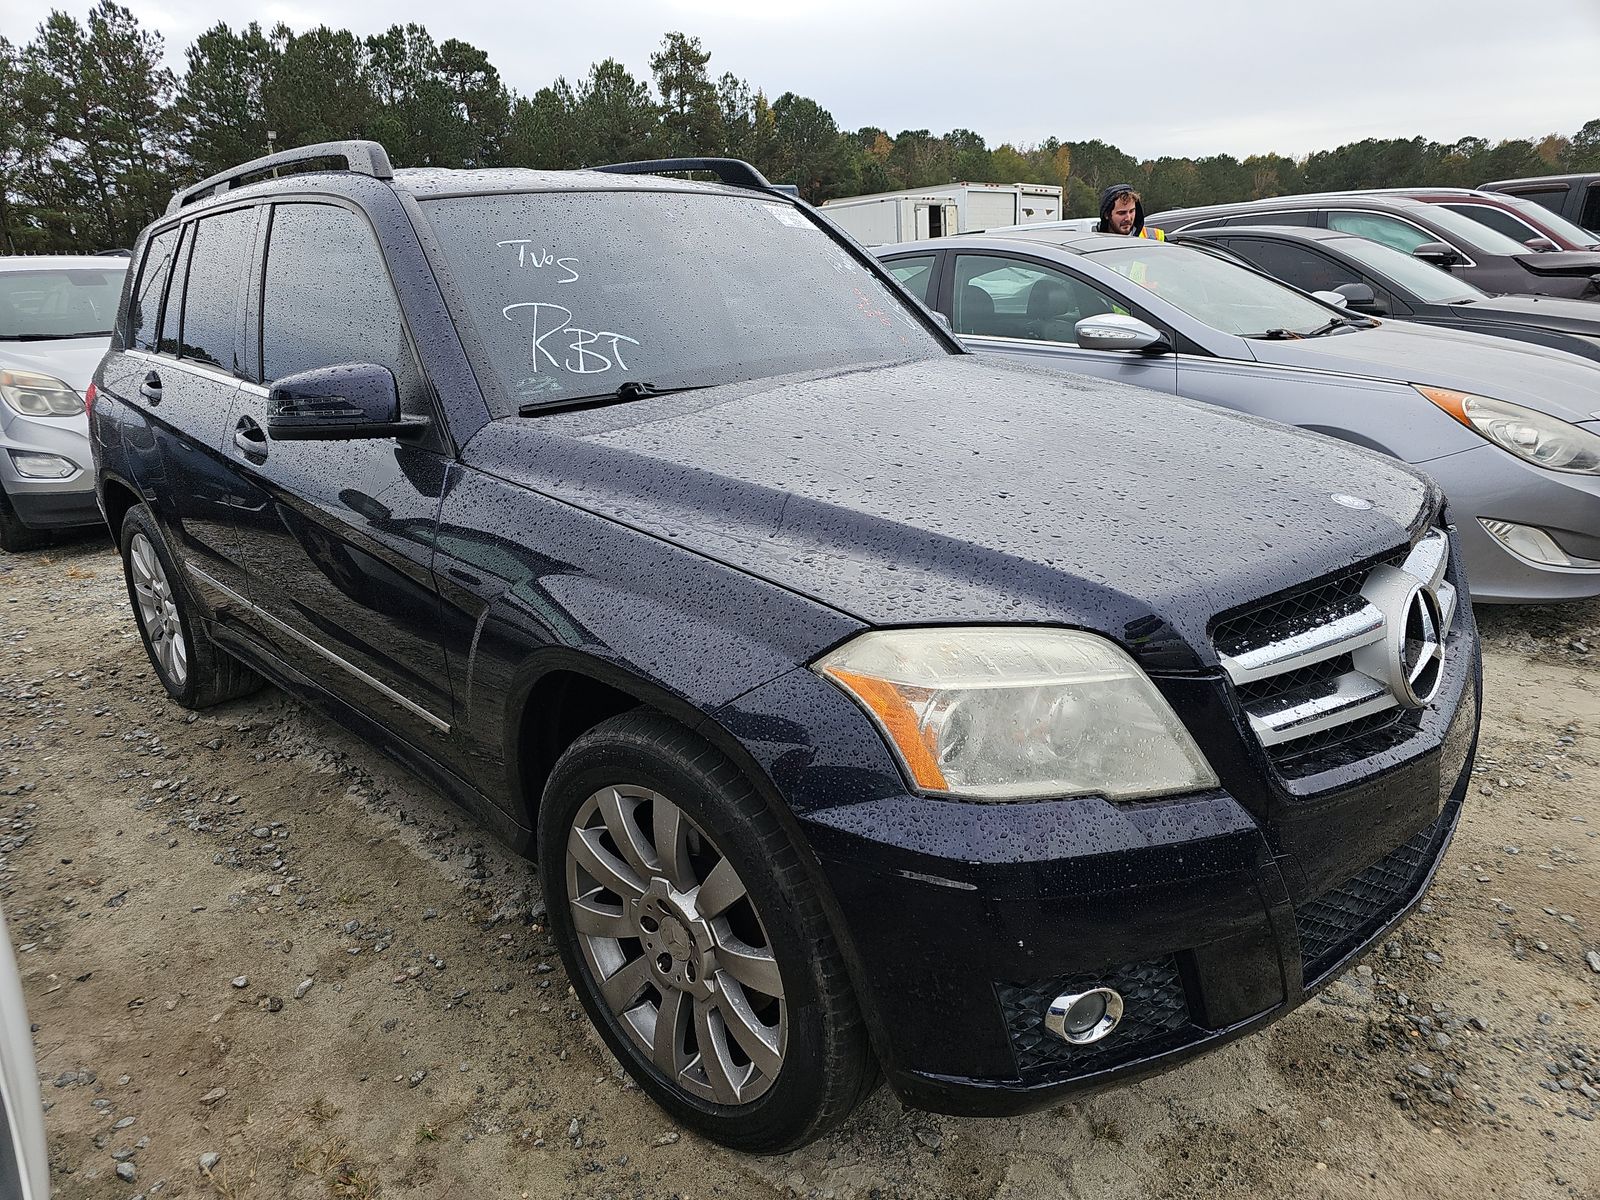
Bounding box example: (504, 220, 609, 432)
(5, 0, 1598, 159)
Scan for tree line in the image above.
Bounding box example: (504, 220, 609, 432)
(3, 2, 1598, 254)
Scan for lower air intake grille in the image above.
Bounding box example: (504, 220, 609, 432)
(996, 957, 1193, 1081)
(1296, 814, 1442, 983)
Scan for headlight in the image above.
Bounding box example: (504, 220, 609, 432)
(813, 627, 1218, 802)
(1416, 386, 1600, 473)
(0, 370, 84, 417)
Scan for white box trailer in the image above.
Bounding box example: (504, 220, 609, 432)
(820, 182, 1063, 246)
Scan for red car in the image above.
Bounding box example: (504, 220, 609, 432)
(1372, 187, 1600, 252)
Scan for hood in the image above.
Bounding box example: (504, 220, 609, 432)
(1456, 293, 1600, 336)
(1247, 318, 1600, 425)
(0, 337, 110, 394)
(463, 357, 1434, 668)
(1097, 183, 1147, 236)
(1513, 249, 1600, 278)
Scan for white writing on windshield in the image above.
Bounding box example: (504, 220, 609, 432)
(502, 302, 640, 375)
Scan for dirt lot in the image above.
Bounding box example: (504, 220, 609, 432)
(2, 534, 1598, 1200)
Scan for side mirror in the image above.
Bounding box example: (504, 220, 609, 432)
(267, 363, 426, 441)
(1075, 313, 1169, 353)
(1311, 289, 1349, 308)
(1412, 241, 1463, 269)
(1333, 282, 1388, 315)
(1523, 236, 1558, 252)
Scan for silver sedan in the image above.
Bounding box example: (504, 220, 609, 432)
(877, 231, 1600, 603)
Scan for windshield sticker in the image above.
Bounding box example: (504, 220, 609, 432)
(502, 302, 639, 375)
(497, 240, 581, 284)
(763, 204, 812, 229)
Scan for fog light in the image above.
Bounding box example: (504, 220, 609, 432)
(9, 450, 77, 479)
(1044, 987, 1124, 1045)
(1479, 518, 1600, 568)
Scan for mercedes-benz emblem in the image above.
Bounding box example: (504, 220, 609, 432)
(1331, 493, 1373, 511)
(1355, 563, 1448, 710)
(1396, 584, 1444, 707)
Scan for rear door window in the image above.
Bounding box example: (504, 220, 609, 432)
(176, 208, 255, 374)
(260, 202, 423, 408)
(130, 226, 181, 351)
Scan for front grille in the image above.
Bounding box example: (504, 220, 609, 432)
(996, 957, 1194, 1081)
(1296, 814, 1442, 983)
(1214, 530, 1457, 766)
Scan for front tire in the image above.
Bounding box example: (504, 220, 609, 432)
(119, 505, 261, 708)
(538, 710, 874, 1153)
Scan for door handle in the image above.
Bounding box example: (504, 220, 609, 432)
(139, 370, 162, 404)
(233, 416, 267, 458)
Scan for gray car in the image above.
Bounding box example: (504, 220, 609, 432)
(877, 231, 1600, 603)
(1, 254, 127, 551)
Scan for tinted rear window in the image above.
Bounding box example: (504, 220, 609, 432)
(178, 208, 255, 373)
(130, 227, 181, 351)
(421, 190, 944, 416)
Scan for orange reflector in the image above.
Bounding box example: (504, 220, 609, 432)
(1415, 385, 1473, 428)
(821, 666, 949, 791)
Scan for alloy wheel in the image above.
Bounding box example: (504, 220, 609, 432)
(128, 531, 188, 688)
(565, 785, 786, 1105)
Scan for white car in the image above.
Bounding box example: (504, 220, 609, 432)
(1, 904, 47, 1199)
(1, 254, 127, 551)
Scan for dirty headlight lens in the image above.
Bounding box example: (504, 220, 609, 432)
(1417, 386, 1600, 473)
(814, 627, 1218, 802)
(0, 370, 83, 417)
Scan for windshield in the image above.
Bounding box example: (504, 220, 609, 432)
(421, 190, 944, 415)
(1092, 242, 1338, 337)
(1407, 205, 1533, 257)
(1496, 194, 1600, 247)
(0, 267, 126, 339)
(1335, 237, 1487, 304)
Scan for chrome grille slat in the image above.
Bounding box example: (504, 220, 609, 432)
(1247, 672, 1398, 747)
(1220, 602, 1385, 685)
(1219, 530, 1452, 757)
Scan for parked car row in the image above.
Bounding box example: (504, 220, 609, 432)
(1146, 191, 1600, 300)
(63, 141, 1486, 1151)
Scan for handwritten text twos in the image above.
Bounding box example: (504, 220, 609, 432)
(497, 240, 580, 283)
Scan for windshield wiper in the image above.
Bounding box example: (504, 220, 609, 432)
(518, 381, 714, 417)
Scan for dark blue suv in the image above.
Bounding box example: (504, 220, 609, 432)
(91, 141, 1481, 1152)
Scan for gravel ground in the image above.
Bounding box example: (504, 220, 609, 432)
(2, 533, 1598, 1200)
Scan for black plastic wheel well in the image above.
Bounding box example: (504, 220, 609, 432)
(515, 669, 641, 825)
(99, 479, 141, 541)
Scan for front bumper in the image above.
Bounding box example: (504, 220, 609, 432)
(0, 407, 98, 531)
(1420, 442, 1600, 603)
(805, 677, 1474, 1116)
(717, 580, 1480, 1116)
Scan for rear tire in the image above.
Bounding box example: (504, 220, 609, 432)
(119, 504, 261, 708)
(0, 488, 49, 553)
(538, 709, 875, 1153)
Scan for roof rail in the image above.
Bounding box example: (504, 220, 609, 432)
(166, 140, 394, 215)
(589, 158, 776, 192)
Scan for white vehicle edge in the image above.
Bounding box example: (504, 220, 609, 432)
(1, 903, 48, 1200)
